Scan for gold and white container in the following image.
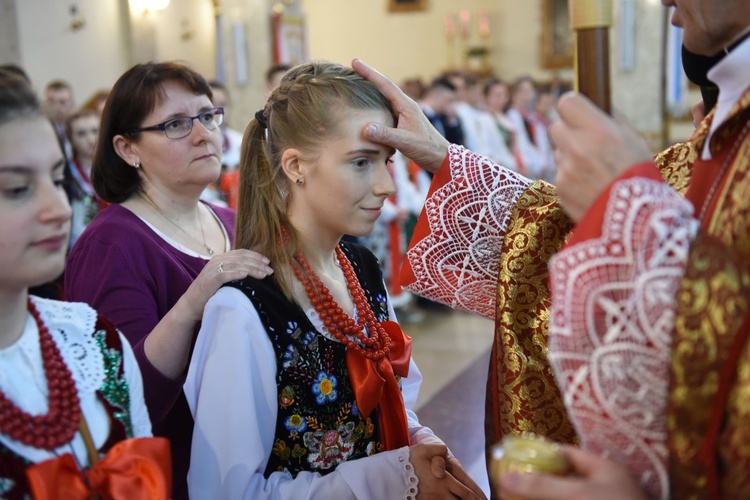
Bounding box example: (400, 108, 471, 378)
(490, 434, 569, 497)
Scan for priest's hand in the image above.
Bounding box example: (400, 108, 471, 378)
(550, 92, 653, 223)
(495, 446, 647, 500)
(352, 58, 449, 174)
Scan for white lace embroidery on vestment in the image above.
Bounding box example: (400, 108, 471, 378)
(30, 296, 105, 393)
(549, 178, 699, 500)
(403, 145, 531, 319)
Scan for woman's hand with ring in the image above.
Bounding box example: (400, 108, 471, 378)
(178, 249, 274, 323)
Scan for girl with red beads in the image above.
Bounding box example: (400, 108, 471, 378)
(0, 72, 170, 498)
(184, 61, 485, 499)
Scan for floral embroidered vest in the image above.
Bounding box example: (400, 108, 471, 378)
(0, 316, 133, 499)
(227, 242, 391, 479)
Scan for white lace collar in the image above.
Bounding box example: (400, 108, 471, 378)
(25, 296, 105, 393)
(0, 298, 108, 464)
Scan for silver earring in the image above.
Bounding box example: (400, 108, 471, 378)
(133, 162, 140, 169)
(295, 178, 303, 185)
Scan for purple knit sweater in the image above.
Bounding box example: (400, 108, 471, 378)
(65, 202, 235, 499)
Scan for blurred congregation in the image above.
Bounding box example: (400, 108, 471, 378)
(3, 0, 585, 323)
(5, 60, 563, 312)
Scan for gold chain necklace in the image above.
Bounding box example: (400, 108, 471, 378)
(140, 191, 216, 255)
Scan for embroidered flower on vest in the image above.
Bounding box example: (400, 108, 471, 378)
(312, 372, 338, 405)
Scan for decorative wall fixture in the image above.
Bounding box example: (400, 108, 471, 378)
(444, 9, 491, 74)
(69, 4, 86, 31)
(541, 0, 574, 68)
(388, 0, 427, 13)
(271, 1, 307, 66)
(129, 0, 170, 13)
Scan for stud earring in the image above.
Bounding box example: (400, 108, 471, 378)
(295, 178, 303, 185)
(133, 162, 141, 169)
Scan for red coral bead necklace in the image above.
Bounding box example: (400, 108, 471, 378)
(293, 246, 391, 360)
(0, 299, 81, 450)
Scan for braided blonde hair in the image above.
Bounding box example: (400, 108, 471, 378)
(235, 61, 395, 298)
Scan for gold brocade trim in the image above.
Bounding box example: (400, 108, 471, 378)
(720, 338, 750, 497)
(710, 88, 750, 157)
(654, 139, 698, 196)
(666, 94, 750, 497)
(658, 87, 750, 194)
(668, 236, 750, 499)
(486, 181, 577, 455)
(655, 104, 715, 196)
(670, 108, 750, 498)
(707, 118, 750, 254)
(733, 87, 750, 120)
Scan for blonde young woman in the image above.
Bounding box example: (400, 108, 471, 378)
(185, 61, 485, 499)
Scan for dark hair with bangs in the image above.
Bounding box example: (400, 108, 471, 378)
(92, 61, 213, 203)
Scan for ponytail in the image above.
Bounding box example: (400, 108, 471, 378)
(235, 111, 299, 298)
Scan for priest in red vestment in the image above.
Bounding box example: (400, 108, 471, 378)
(353, 1, 750, 495)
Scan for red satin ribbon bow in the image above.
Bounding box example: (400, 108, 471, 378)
(346, 320, 413, 450)
(26, 436, 171, 500)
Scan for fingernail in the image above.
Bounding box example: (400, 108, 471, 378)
(367, 123, 380, 138)
(265, 267, 274, 274)
(262, 257, 271, 264)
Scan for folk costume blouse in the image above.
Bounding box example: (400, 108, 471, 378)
(0, 296, 160, 498)
(185, 243, 438, 499)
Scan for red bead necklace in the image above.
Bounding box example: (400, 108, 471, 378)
(293, 246, 392, 360)
(0, 300, 81, 449)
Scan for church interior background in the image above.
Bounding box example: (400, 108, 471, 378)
(1, 0, 698, 148)
(0, 0, 702, 495)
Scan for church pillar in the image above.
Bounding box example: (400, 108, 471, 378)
(0, 0, 21, 65)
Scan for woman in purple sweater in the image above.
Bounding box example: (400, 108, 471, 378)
(64, 62, 273, 498)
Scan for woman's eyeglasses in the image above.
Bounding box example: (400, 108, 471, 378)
(127, 107, 224, 139)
